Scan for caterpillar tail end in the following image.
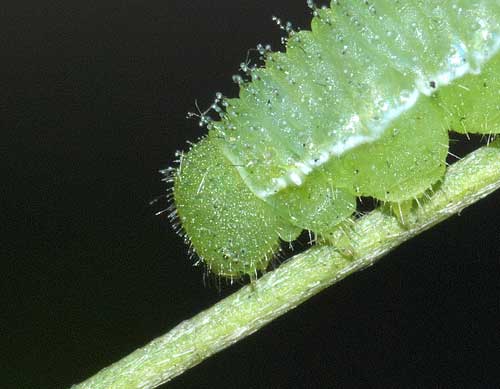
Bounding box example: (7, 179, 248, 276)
(173, 136, 292, 279)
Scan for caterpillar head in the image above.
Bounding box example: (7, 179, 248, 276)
(173, 136, 298, 278)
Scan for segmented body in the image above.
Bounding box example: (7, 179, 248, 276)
(214, 0, 500, 198)
(173, 1, 500, 278)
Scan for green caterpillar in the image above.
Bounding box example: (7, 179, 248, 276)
(172, 0, 500, 278)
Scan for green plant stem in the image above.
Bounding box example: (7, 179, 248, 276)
(73, 141, 500, 389)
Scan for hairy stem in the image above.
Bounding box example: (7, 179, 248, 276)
(73, 141, 500, 389)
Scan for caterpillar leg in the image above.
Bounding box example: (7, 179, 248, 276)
(385, 200, 417, 228)
(319, 219, 358, 259)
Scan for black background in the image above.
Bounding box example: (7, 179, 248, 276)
(2, 1, 500, 388)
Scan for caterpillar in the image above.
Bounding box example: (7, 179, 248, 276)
(171, 0, 500, 279)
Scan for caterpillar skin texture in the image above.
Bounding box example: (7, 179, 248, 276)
(174, 0, 500, 278)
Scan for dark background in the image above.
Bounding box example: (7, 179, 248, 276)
(2, 1, 500, 388)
